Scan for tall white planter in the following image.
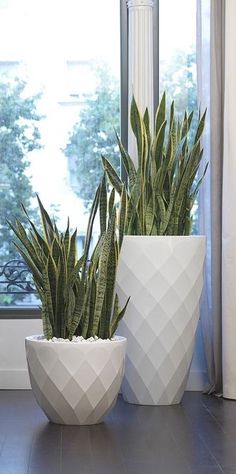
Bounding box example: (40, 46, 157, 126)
(116, 236, 205, 405)
(25, 335, 126, 425)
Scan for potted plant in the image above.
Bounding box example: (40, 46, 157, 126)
(102, 93, 207, 405)
(8, 178, 129, 425)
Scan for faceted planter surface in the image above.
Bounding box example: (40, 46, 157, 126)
(116, 236, 205, 405)
(25, 335, 126, 425)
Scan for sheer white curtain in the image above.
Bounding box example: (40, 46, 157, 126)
(198, 0, 236, 398)
(222, 0, 236, 399)
(197, 0, 224, 394)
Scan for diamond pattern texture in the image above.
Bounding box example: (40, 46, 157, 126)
(116, 236, 205, 405)
(25, 336, 126, 425)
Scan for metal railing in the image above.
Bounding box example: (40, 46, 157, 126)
(0, 260, 35, 295)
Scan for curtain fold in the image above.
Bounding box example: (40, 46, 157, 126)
(197, 0, 224, 394)
(222, 0, 236, 399)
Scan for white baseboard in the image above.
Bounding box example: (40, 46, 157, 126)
(0, 318, 207, 391)
(0, 369, 31, 389)
(0, 318, 42, 389)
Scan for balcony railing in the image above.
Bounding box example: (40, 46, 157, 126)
(0, 260, 35, 295)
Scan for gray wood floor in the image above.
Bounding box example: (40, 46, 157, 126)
(0, 390, 236, 474)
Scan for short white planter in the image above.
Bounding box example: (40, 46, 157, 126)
(25, 335, 126, 425)
(116, 236, 206, 405)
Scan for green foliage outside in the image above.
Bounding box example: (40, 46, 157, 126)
(160, 50, 197, 120)
(63, 65, 120, 210)
(0, 78, 42, 304)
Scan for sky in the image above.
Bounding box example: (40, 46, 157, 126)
(0, 0, 120, 72)
(159, 0, 196, 60)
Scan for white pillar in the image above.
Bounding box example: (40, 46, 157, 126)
(127, 0, 154, 165)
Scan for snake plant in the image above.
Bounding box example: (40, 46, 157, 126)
(102, 92, 208, 235)
(8, 178, 129, 340)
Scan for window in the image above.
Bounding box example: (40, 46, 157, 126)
(0, 0, 198, 309)
(159, 0, 197, 114)
(0, 0, 120, 307)
(159, 0, 198, 232)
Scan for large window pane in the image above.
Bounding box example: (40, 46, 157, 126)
(159, 0, 198, 233)
(159, 0, 197, 113)
(0, 0, 120, 306)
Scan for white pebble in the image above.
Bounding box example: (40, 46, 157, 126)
(44, 335, 114, 344)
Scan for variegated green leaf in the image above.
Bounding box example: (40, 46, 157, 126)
(110, 296, 130, 338)
(153, 120, 167, 170)
(194, 109, 207, 144)
(102, 155, 123, 194)
(36, 194, 55, 244)
(92, 209, 116, 335)
(130, 96, 144, 168)
(81, 184, 100, 279)
(99, 173, 107, 235)
(145, 196, 155, 235)
(81, 285, 92, 339)
(115, 130, 137, 187)
(155, 91, 166, 136)
(108, 188, 115, 219)
(118, 185, 127, 248)
(12, 241, 43, 288)
(42, 264, 55, 337)
(69, 282, 85, 339)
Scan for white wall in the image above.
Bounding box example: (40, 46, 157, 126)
(0, 318, 42, 389)
(0, 316, 207, 391)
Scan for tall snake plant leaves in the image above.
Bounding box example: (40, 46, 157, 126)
(99, 174, 107, 235)
(155, 91, 166, 136)
(9, 175, 129, 340)
(103, 92, 207, 236)
(102, 155, 123, 195)
(81, 184, 100, 280)
(130, 96, 145, 169)
(118, 184, 127, 249)
(110, 294, 130, 339)
(115, 130, 136, 188)
(100, 212, 118, 339)
(36, 194, 55, 244)
(92, 208, 116, 336)
(108, 188, 115, 219)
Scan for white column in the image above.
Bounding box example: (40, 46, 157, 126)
(222, 0, 236, 399)
(127, 0, 154, 165)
